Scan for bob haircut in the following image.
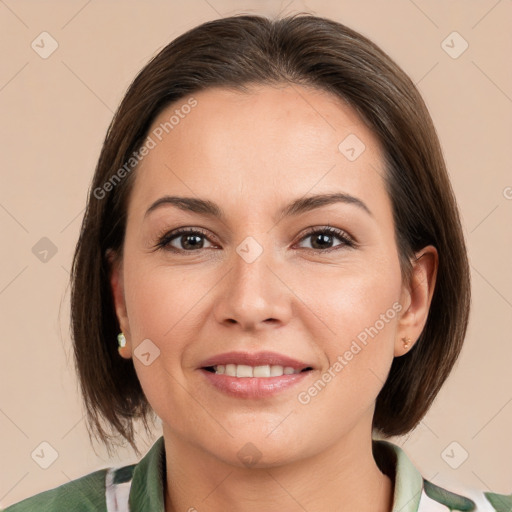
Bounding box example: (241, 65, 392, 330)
(70, 13, 471, 455)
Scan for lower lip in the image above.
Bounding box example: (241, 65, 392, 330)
(199, 369, 312, 398)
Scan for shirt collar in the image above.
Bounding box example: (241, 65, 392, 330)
(374, 440, 424, 512)
(128, 436, 166, 511)
(128, 436, 423, 512)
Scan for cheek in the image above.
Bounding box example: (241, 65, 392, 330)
(121, 258, 201, 412)
(310, 260, 402, 383)
(294, 271, 401, 428)
(310, 259, 402, 340)
(123, 257, 203, 342)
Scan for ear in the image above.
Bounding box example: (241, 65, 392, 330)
(106, 249, 132, 359)
(395, 245, 438, 357)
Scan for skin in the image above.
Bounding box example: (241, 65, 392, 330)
(109, 84, 438, 512)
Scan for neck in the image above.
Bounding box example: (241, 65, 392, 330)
(162, 425, 394, 512)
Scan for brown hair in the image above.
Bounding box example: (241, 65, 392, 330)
(70, 13, 470, 455)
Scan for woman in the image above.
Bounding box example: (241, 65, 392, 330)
(3, 13, 510, 512)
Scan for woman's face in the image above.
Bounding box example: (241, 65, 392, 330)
(111, 84, 427, 467)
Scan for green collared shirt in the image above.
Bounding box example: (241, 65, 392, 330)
(2, 437, 510, 511)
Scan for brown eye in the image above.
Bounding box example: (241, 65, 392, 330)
(297, 226, 355, 251)
(156, 228, 215, 252)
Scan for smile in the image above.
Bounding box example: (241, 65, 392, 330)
(204, 364, 311, 377)
(199, 366, 314, 399)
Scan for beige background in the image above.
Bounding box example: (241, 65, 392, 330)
(1, 0, 511, 507)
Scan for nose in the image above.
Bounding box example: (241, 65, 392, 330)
(213, 242, 293, 331)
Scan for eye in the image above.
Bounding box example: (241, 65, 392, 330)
(296, 226, 355, 252)
(155, 227, 216, 252)
(153, 225, 356, 254)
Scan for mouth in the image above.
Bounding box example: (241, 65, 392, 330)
(198, 350, 315, 376)
(202, 364, 313, 377)
(197, 351, 315, 398)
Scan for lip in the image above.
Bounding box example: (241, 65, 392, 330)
(199, 368, 312, 398)
(197, 351, 315, 399)
(198, 351, 314, 371)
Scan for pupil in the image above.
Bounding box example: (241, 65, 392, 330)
(312, 233, 332, 249)
(182, 234, 203, 250)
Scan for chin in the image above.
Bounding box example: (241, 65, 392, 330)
(203, 430, 307, 469)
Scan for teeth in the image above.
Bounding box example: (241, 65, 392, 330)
(236, 364, 253, 377)
(253, 365, 271, 377)
(214, 364, 302, 377)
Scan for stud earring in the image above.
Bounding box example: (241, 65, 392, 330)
(402, 337, 412, 350)
(117, 332, 127, 350)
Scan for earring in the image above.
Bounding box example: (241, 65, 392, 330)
(117, 332, 127, 349)
(402, 337, 412, 350)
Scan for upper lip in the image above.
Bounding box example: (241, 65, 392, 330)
(199, 351, 314, 371)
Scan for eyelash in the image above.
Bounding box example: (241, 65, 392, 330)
(153, 225, 356, 254)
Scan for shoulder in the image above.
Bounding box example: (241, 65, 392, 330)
(419, 478, 512, 511)
(1, 464, 136, 512)
(419, 478, 512, 512)
(374, 440, 511, 512)
(2, 436, 165, 512)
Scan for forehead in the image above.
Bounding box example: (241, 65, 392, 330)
(130, 84, 388, 219)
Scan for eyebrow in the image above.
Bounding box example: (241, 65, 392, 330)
(144, 192, 373, 222)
